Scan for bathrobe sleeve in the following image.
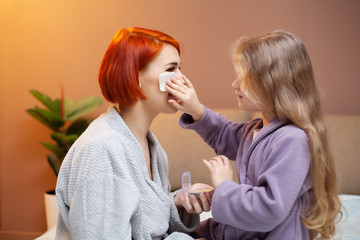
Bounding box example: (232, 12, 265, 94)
(179, 106, 249, 160)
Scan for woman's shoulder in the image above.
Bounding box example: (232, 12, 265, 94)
(60, 118, 139, 183)
(77, 106, 136, 147)
(64, 108, 139, 167)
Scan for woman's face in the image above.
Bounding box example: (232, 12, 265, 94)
(139, 44, 182, 115)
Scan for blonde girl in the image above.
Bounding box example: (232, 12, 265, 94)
(166, 30, 342, 239)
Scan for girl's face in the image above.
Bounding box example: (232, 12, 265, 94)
(139, 44, 182, 115)
(231, 66, 259, 112)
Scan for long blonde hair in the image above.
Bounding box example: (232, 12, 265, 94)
(232, 30, 342, 239)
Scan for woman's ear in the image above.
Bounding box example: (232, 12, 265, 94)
(138, 73, 142, 88)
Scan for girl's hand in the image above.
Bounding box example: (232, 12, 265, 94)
(174, 183, 213, 214)
(203, 155, 233, 188)
(166, 75, 204, 121)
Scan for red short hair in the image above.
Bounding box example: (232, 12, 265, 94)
(98, 27, 181, 107)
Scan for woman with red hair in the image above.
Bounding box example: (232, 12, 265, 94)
(55, 27, 211, 239)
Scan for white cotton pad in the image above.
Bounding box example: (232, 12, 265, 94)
(159, 72, 175, 92)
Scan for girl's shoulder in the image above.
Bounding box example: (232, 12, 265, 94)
(277, 123, 307, 138)
(268, 123, 309, 147)
(252, 118, 308, 147)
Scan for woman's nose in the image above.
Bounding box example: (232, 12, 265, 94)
(175, 69, 182, 77)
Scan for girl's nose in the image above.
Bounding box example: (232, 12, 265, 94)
(232, 79, 239, 89)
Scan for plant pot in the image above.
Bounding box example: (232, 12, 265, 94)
(44, 190, 59, 230)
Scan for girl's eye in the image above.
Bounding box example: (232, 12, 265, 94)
(166, 67, 175, 72)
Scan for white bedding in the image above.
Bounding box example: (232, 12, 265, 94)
(36, 194, 360, 240)
(334, 194, 360, 240)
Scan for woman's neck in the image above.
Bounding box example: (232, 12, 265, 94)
(118, 103, 155, 180)
(118, 103, 155, 142)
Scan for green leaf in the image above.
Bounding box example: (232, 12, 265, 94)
(63, 98, 76, 117)
(26, 109, 59, 132)
(66, 119, 92, 135)
(41, 142, 64, 158)
(51, 132, 78, 147)
(53, 99, 62, 116)
(35, 107, 65, 129)
(66, 97, 103, 121)
(47, 153, 62, 177)
(29, 90, 58, 112)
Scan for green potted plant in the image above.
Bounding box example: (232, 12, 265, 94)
(27, 89, 103, 176)
(26, 89, 103, 229)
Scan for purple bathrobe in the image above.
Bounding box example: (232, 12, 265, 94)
(180, 107, 312, 240)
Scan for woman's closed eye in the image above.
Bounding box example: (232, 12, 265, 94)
(167, 67, 181, 72)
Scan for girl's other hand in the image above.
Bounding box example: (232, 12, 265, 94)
(166, 75, 204, 121)
(203, 155, 233, 188)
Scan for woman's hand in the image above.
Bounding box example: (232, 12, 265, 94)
(203, 155, 233, 188)
(174, 183, 213, 214)
(166, 75, 204, 121)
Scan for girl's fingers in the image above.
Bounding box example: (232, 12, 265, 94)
(211, 159, 219, 168)
(182, 75, 194, 89)
(214, 155, 229, 167)
(219, 155, 229, 167)
(168, 99, 182, 109)
(166, 84, 186, 101)
(203, 159, 214, 172)
(210, 156, 222, 167)
(167, 78, 187, 93)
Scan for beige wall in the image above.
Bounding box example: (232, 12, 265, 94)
(0, 0, 359, 238)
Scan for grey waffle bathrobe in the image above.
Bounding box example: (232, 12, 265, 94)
(55, 106, 199, 239)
